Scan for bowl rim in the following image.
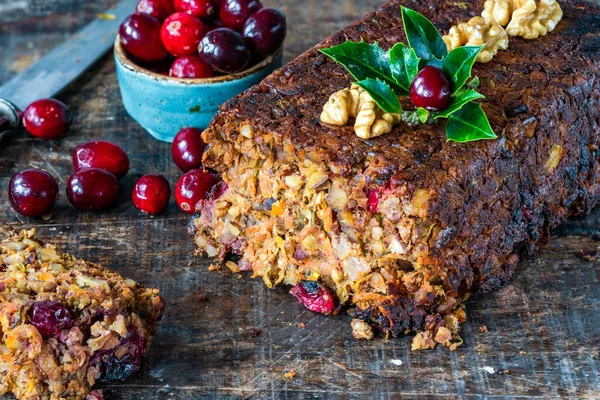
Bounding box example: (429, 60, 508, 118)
(114, 36, 282, 84)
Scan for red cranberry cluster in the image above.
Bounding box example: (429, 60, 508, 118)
(119, 0, 287, 78)
(9, 101, 220, 217)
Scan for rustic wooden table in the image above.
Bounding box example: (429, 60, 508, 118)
(1, 0, 599, 398)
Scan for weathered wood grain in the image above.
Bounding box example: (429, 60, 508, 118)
(1, 1, 599, 399)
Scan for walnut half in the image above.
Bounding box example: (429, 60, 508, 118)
(443, 16, 509, 63)
(505, 0, 563, 39)
(321, 84, 401, 139)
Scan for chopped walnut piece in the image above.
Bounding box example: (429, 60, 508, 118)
(411, 331, 437, 351)
(434, 326, 453, 345)
(321, 84, 401, 139)
(544, 144, 563, 173)
(351, 319, 374, 340)
(284, 370, 297, 379)
(506, 0, 563, 39)
(443, 16, 509, 63)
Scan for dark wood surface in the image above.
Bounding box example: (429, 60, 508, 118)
(1, 1, 600, 398)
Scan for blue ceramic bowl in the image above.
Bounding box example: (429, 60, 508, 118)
(114, 37, 283, 142)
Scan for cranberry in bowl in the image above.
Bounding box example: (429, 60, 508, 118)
(114, 4, 285, 142)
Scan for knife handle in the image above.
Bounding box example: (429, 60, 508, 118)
(0, 99, 21, 145)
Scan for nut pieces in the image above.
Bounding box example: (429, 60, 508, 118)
(443, 16, 509, 63)
(483, 0, 563, 39)
(445, 0, 563, 63)
(320, 84, 401, 139)
(506, 0, 563, 39)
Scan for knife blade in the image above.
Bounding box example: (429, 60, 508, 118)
(0, 0, 136, 111)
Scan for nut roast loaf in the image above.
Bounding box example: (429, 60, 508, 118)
(192, 0, 600, 339)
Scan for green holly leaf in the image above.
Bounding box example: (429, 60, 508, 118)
(417, 107, 429, 123)
(433, 89, 485, 119)
(319, 40, 405, 95)
(467, 76, 480, 89)
(442, 46, 483, 92)
(389, 43, 420, 95)
(446, 102, 496, 143)
(355, 78, 403, 114)
(401, 6, 448, 61)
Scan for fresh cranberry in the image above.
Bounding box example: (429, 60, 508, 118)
(206, 19, 223, 32)
(289, 281, 335, 314)
(23, 98, 72, 140)
(175, 169, 220, 213)
(199, 28, 250, 73)
(243, 8, 286, 56)
(132, 174, 171, 214)
(136, 0, 175, 21)
(219, 0, 262, 31)
(171, 127, 207, 171)
(8, 169, 59, 217)
(170, 55, 215, 78)
(366, 188, 382, 214)
(174, 0, 215, 18)
(136, 56, 175, 75)
(119, 14, 168, 62)
(410, 66, 452, 111)
(29, 301, 73, 338)
(66, 169, 119, 211)
(72, 141, 130, 180)
(160, 12, 206, 57)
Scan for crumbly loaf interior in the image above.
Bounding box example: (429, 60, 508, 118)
(0, 227, 165, 399)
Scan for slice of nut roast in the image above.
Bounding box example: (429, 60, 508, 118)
(0, 227, 165, 399)
(192, 0, 600, 348)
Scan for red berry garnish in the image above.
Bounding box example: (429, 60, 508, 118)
(119, 14, 168, 62)
(170, 55, 215, 78)
(9, 169, 59, 217)
(132, 174, 171, 214)
(174, 0, 215, 19)
(136, 0, 175, 21)
(23, 99, 72, 140)
(219, 0, 262, 31)
(175, 169, 220, 214)
(29, 301, 73, 338)
(66, 168, 119, 211)
(242, 8, 286, 56)
(410, 66, 452, 111)
(160, 12, 206, 57)
(171, 127, 207, 171)
(290, 281, 335, 314)
(199, 28, 250, 73)
(73, 141, 130, 180)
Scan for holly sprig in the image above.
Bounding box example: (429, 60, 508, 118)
(319, 6, 496, 143)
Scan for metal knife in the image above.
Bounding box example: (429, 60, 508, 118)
(0, 0, 136, 142)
